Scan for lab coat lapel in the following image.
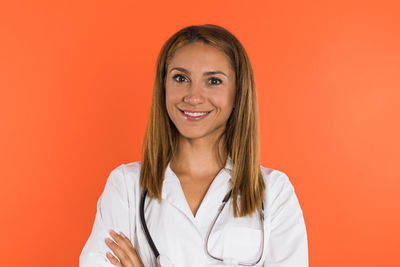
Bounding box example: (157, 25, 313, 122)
(161, 163, 195, 221)
(161, 157, 233, 226)
(193, 157, 233, 228)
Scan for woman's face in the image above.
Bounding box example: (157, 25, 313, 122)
(165, 42, 236, 142)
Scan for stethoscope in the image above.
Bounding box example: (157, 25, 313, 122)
(139, 188, 265, 266)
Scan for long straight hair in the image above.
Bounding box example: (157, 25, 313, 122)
(140, 24, 265, 217)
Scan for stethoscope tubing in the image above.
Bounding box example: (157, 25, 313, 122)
(140, 188, 265, 266)
(204, 191, 265, 266)
(140, 189, 160, 258)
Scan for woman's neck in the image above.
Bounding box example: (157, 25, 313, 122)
(170, 135, 227, 179)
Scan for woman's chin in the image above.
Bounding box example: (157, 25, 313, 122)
(178, 132, 208, 141)
(176, 128, 225, 143)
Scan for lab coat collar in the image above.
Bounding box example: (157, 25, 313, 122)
(161, 156, 233, 223)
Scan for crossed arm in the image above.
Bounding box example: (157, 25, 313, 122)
(105, 229, 143, 267)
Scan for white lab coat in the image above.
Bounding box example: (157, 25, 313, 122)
(79, 157, 308, 266)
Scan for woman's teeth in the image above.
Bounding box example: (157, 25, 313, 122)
(183, 111, 208, 117)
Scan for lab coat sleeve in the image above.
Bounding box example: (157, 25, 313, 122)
(80, 165, 133, 267)
(264, 172, 309, 267)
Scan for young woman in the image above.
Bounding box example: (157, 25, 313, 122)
(80, 24, 308, 267)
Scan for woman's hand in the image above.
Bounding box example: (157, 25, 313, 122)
(105, 229, 144, 267)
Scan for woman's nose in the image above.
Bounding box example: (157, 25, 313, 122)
(183, 82, 204, 105)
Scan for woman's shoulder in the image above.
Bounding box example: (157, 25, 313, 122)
(107, 160, 141, 177)
(99, 161, 143, 205)
(259, 165, 295, 195)
(259, 165, 303, 218)
(105, 161, 142, 190)
(260, 164, 291, 182)
(120, 160, 142, 176)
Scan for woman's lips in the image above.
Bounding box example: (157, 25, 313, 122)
(179, 109, 212, 121)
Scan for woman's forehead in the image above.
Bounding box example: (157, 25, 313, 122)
(167, 42, 234, 74)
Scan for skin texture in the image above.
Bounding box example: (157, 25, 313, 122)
(105, 42, 236, 266)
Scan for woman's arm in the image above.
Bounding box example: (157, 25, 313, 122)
(264, 172, 309, 267)
(79, 165, 135, 267)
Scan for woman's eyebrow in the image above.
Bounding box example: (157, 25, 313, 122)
(204, 71, 228, 78)
(169, 67, 228, 78)
(170, 67, 189, 74)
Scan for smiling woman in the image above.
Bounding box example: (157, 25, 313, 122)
(165, 42, 235, 146)
(80, 24, 308, 267)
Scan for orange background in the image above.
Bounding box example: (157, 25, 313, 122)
(1, 0, 399, 266)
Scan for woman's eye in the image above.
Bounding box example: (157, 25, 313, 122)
(173, 74, 188, 83)
(208, 77, 222, 85)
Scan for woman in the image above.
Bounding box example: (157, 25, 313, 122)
(80, 24, 308, 267)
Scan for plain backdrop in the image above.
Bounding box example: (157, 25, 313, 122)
(1, 0, 399, 266)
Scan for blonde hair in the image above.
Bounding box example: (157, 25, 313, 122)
(140, 24, 265, 217)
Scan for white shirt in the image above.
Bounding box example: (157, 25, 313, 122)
(80, 158, 308, 266)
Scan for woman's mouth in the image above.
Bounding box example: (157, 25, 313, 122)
(179, 109, 212, 121)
